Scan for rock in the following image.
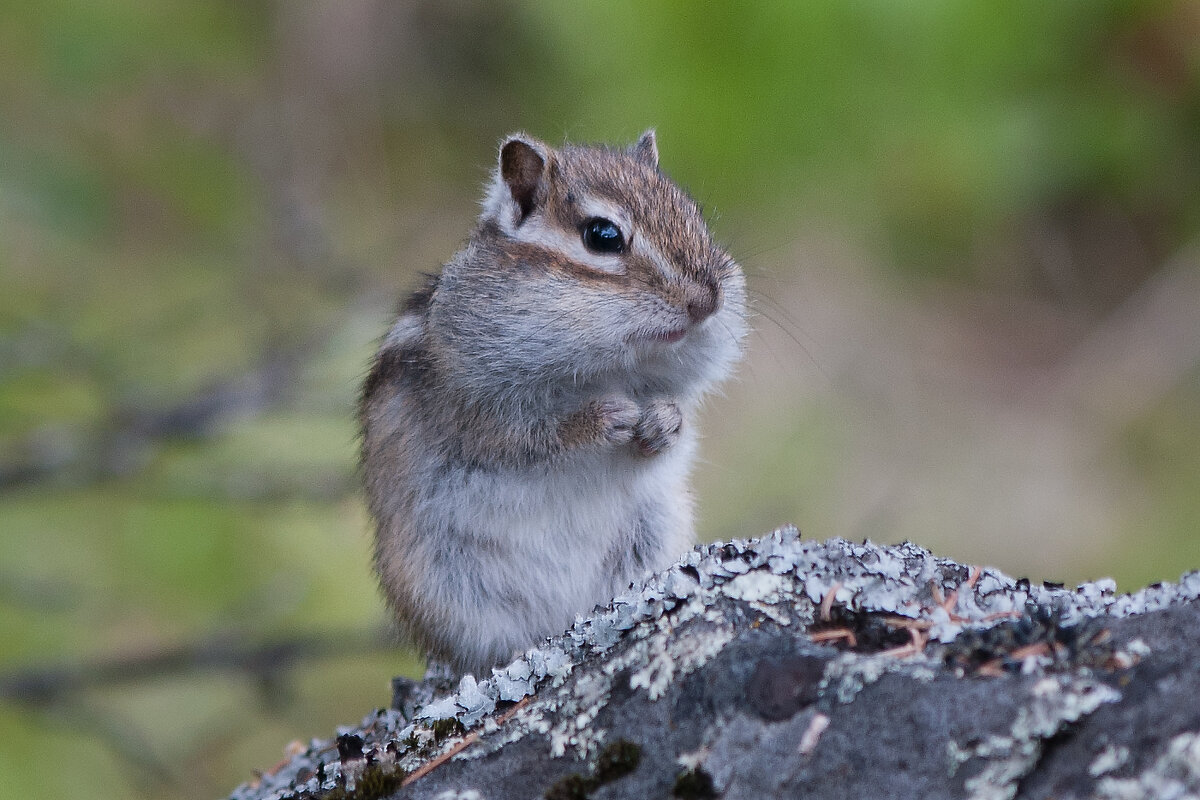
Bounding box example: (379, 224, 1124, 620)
(229, 528, 1200, 800)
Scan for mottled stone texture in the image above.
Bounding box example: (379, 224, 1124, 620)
(231, 529, 1200, 800)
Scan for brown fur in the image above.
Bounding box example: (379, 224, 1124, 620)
(359, 132, 746, 674)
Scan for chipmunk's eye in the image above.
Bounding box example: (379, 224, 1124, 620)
(581, 217, 625, 254)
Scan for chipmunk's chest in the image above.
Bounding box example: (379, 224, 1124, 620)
(431, 445, 688, 556)
(454, 451, 692, 611)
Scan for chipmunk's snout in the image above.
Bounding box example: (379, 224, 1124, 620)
(685, 281, 720, 324)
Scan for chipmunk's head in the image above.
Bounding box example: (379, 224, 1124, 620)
(434, 131, 746, 398)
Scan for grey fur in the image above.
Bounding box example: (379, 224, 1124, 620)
(360, 132, 746, 675)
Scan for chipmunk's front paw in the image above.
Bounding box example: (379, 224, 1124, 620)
(634, 400, 683, 456)
(564, 394, 640, 448)
(595, 395, 641, 446)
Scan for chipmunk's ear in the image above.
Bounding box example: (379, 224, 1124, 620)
(497, 134, 549, 223)
(632, 129, 659, 168)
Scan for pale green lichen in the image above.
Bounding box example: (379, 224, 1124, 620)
(958, 675, 1121, 800)
(1095, 733, 1200, 800)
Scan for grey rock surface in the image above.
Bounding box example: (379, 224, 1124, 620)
(230, 528, 1200, 800)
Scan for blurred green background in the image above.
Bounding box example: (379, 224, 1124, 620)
(2, 1, 1199, 797)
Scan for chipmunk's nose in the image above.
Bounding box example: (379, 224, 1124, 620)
(686, 282, 720, 324)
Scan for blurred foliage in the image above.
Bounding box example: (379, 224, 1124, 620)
(1, 1, 1198, 798)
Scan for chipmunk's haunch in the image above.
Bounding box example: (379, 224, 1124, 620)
(360, 131, 746, 675)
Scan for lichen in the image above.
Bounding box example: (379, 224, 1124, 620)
(1089, 744, 1131, 777)
(1095, 733, 1200, 800)
(957, 675, 1121, 800)
(547, 669, 612, 758)
(229, 529, 1200, 800)
(628, 620, 735, 701)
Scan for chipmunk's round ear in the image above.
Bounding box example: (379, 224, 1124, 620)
(632, 129, 659, 168)
(499, 134, 549, 222)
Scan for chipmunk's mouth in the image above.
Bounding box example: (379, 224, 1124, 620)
(651, 327, 688, 344)
(628, 325, 690, 347)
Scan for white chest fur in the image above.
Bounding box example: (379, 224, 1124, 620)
(362, 131, 745, 676)
(402, 433, 696, 673)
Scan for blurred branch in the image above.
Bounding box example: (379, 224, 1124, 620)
(1, 627, 396, 709)
(1, 627, 402, 798)
(0, 351, 306, 494)
(47, 702, 179, 791)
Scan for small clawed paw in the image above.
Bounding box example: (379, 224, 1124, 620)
(594, 396, 640, 446)
(633, 401, 683, 456)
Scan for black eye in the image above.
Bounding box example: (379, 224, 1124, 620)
(581, 217, 626, 254)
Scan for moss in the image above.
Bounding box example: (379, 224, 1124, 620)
(673, 767, 717, 799)
(543, 739, 642, 799)
(594, 739, 641, 782)
(280, 763, 407, 800)
(352, 764, 407, 799)
(544, 773, 594, 800)
(430, 717, 466, 742)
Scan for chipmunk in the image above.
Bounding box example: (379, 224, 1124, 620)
(359, 131, 746, 676)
